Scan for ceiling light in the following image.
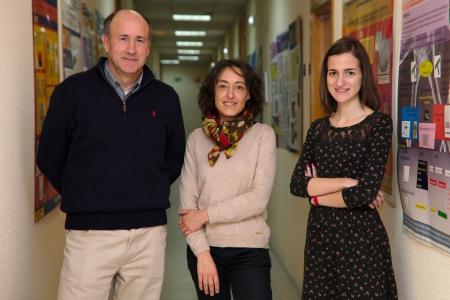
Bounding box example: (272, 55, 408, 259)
(178, 56, 199, 61)
(161, 59, 180, 64)
(172, 14, 211, 21)
(223, 48, 229, 55)
(210, 62, 216, 68)
(248, 16, 254, 25)
(177, 49, 201, 55)
(175, 30, 206, 36)
(176, 41, 204, 47)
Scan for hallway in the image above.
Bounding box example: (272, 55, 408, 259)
(160, 183, 300, 300)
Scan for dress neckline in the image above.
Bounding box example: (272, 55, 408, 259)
(326, 111, 377, 129)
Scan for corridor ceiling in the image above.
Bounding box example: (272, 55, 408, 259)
(134, 0, 248, 63)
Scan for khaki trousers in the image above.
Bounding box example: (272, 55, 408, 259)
(57, 225, 167, 300)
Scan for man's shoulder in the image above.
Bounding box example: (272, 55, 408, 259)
(146, 78, 176, 94)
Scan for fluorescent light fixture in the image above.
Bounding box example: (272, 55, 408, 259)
(178, 56, 199, 61)
(176, 41, 204, 47)
(175, 30, 206, 36)
(223, 48, 229, 55)
(161, 59, 180, 64)
(172, 14, 211, 21)
(177, 49, 201, 55)
(248, 15, 254, 25)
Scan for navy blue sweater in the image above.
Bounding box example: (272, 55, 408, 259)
(37, 58, 186, 229)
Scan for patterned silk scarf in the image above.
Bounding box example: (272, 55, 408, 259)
(202, 110, 254, 166)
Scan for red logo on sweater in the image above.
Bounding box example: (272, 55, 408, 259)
(152, 110, 156, 118)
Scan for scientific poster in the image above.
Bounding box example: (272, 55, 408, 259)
(33, 0, 61, 221)
(397, 0, 450, 254)
(343, 0, 394, 195)
(270, 17, 303, 152)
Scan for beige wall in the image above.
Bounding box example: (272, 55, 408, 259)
(161, 64, 210, 136)
(0, 1, 114, 299)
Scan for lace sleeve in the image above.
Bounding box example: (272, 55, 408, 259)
(342, 114, 392, 208)
(290, 119, 322, 198)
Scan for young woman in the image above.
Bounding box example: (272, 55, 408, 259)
(178, 59, 276, 300)
(290, 37, 397, 299)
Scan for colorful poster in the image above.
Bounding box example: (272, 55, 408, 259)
(397, 0, 450, 254)
(270, 17, 303, 152)
(33, 0, 61, 221)
(343, 0, 394, 195)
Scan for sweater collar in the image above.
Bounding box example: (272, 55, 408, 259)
(95, 57, 155, 89)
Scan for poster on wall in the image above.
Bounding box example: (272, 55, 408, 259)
(62, 0, 104, 78)
(95, 9, 106, 59)
(33, 0, 61, 221)
(81, 2, 96, 69)
(343, 0, 394, 195)
(270, 17, 303, 152)
(62, 0, 83, 77)
(397, 0, 450, 254)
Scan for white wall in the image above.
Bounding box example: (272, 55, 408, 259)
(161, 64, 210, 136)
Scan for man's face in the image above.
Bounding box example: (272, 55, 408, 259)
(102, 11, 150, 81)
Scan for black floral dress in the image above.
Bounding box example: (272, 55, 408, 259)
(290, 111, 397, 299)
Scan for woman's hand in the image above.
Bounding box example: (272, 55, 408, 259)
(368, 190, 384, 209)
(304, 162, 317, 177)
(178, 209, 209, 236)
(197, 251, 220, 296)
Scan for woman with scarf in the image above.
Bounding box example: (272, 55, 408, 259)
(178, 59, 276, 300)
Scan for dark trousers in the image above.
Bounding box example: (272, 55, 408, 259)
(187, 246, 272, 300)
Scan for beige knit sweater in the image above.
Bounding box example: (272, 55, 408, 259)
(179, 123, 276, 256)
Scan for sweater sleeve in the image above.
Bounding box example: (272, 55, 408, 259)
(165, 89, 186, 184)
(207, 127, 276, 224)
(179, 133, 210, 255)
(36, 84, 73, 193)
(290, 119, 320, 198)
(342, 114, 392, 208)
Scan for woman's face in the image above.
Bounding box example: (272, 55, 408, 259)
(326, 52, 362, 106)
(214, 67, 250, 121)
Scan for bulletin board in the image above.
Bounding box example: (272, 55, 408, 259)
(397, 0, 450, 254)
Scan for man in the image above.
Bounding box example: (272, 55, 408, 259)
(37, 9, 185, 300)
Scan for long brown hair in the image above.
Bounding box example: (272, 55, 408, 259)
(319, 36, 380, 114)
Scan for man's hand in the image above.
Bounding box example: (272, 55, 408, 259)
(178, 209, 208, 236)
(197, 251, 220, 296)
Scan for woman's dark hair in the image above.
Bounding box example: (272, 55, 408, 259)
(319, 36, 380, 114)
(198, 59, 264, 117)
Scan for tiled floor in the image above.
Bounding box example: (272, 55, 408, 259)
(161, 184, 300, 300)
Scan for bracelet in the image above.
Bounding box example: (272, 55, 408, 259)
(312, 196, 319, 206)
